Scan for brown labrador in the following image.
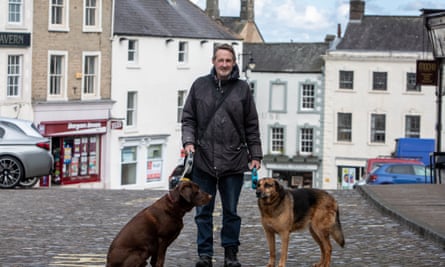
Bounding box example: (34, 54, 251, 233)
(106, 180, 212, 267)
(256, 178, 345, 267)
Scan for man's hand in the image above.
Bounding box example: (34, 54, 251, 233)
(250, 159, 261, 170)
(185, 144, 195, 154)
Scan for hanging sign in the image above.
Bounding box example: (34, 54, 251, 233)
(416, 60, 438, 86)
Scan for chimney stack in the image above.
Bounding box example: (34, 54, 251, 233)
(240, 0, 254, 21)
(205, 0, 220, 20)
(349, 0, 365, 21)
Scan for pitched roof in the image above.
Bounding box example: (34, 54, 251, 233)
(337, 16, 432, 52)
(244, 43, 329, 73)
(114, 0, 239, 40)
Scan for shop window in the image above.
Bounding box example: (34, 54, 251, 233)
(146, 144, 163, 183)
(121, 146, 137, 185)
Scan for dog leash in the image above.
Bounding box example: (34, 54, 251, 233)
(251, 167, 258, 189)
(180, 152, 194, 182)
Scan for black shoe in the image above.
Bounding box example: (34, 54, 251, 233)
(224, 246, 241, 267)
(196, 255, 212, 267)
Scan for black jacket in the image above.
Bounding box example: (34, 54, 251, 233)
(182, 66, 263, 178)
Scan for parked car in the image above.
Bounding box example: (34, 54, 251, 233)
(0, 124, 53, 189)
(0, 117, 43, 138)
(361, 157, 423, 182)
(366, 163, 432, 185)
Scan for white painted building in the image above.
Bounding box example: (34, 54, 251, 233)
(321, 1, 436, 189)
(0, 0, 34, 120)
(107, 0, 241, 189)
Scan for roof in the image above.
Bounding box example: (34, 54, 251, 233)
(114, 0, 239, 40)
(219, 17, 264, 43)
(337, 16, 432, 52)
(244, 42, 329, 73)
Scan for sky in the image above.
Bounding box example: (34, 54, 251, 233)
(191, 0, 445, 43)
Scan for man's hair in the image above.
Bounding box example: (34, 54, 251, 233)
(213, 43, 236, 61)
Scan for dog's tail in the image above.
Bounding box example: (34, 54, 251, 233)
(332, 208, 345, 248)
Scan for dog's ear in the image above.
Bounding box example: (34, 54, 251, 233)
(179, 182, 193, 203)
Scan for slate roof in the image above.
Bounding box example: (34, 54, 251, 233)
(244, 43, 329, 73)
(114, 0, 239, 40)
(337, 15, 432, 52)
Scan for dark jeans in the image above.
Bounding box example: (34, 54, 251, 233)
(192, 167, 244, 257)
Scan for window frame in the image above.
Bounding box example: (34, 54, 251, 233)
(7, 55, 22, 98)
(337, 112, 352, 142)
(300, 83, 315, 111)
(81, 52, 101, 99)
(8, 0, 23, 25)
(83, 0, 102, 32)
(178, 41, 188, 65)
(177, 89, 187, 123)
(127, 39, 138, 64)
(299, 127, 314, 154)
(370, 114, 386, 143)
(121, 146, 137, 185)
(126, 91, 137, 127)
(270, 126, 285, 154)
(372, 71, 388, 91)
(406, 72, 420, 92)
(405, 115, 421, 138)
(339, 70, 354, 89)
(49, 0, 70, 32)
(47, 51, 68, 100)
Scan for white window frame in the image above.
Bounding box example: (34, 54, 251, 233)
(7, 54, 22, 98)
(146, 144, 163, 183)
(299, 127, 314, 154)
(8, 0, 23, 25)
(83, 0, 102, 32)
(121, 146, 138, 186)
(47, 51, 68, 100)
(337, 112, 352, 142)
(405, 115, 421, 138)
(339, 70, 354, 89)
(372, 71, 388, 91)
(370, 113, 386, 143)
(300, 83, 315, 111)
(177, 89, 187, 123)
(49, 0, 70, 32)
(127, 39, 138, 64)
(126, 91, 137, 127)
(270, 126, 285, 154)
(178, 41, 188, 65)
(81, 52, 101, 100)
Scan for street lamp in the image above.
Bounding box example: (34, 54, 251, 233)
(238, 52, 256, 80)
(423, 9, 445, 183)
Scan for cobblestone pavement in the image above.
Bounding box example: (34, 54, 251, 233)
(0, 187, 444, 267)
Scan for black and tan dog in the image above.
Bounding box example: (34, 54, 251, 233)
(107, 180, 212, 267)
(256, 178, 345, 267)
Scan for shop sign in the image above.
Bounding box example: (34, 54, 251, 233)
(0, 32, 31, 47)
(40, 120, 107, 136)
(416, 60, 438, 86)
(110, 120, 123, 130)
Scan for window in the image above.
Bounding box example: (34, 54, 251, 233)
(7, 55, 21, 97)
(178, 41, 188, 64)
(301, 83, 315, 110)
(126, 92, 137, 127)
(339, 70, 353, 89)
(146, 144, 163, 183)
(406, 72, 420, 92)
(372, 72, 387, 91)
(121, 146, 137, 185)
(269, 82, 287, 113)
(337, 113, 352, 142)
(300, 128, 313, 153)
(405, 115, 420, 138)
(82, 53, 100, 98)
(371, 114, 386, 143)
(49, 54, 66, 97)
(270, 127, 284, 154)
(8, 0, 22, 24)
(177, 90, 187, 123)
(249, 81, 256, 99)
(84, 0, 101, 31)
(49, 0, 69, 31)
(128, 40, 138, 63)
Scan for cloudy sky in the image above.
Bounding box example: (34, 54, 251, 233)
(191, 0, 445, 43)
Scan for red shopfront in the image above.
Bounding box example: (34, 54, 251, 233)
(39, 120, 107, 185)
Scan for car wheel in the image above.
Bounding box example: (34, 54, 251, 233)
(0, 156, 24, 189)
(19, 176, 40, 188)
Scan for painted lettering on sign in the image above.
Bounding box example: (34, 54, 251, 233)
(0, 32, 31, 47)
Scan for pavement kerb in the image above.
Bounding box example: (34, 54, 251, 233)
(356, 185, 445, 247)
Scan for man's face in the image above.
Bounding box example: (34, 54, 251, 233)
(212, 49, 235, 80)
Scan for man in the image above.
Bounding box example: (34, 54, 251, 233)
(182, 43, 263, 267)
